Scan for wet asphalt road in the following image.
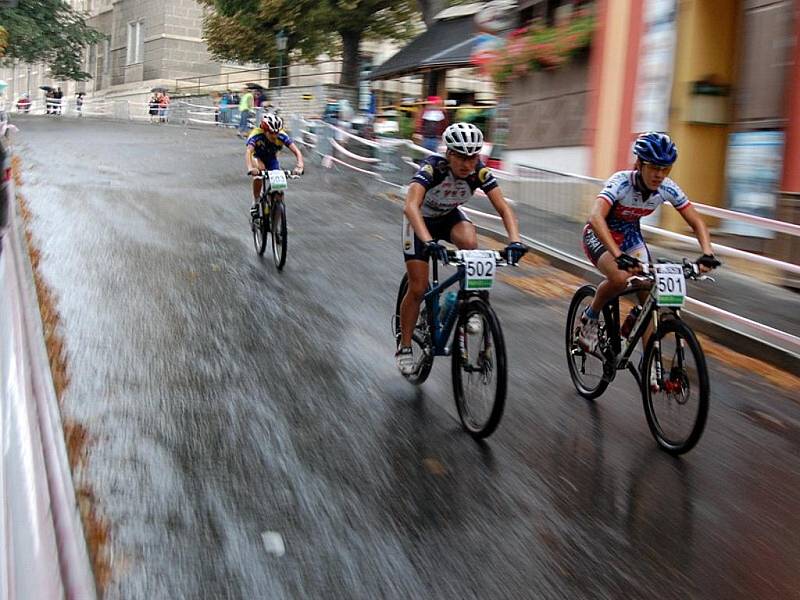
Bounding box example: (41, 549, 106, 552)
(11, 115, 800, 599)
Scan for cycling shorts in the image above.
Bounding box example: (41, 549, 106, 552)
(582, 224, 650, 267)
(402, 208, 471, 262)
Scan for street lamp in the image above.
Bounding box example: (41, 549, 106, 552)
(275, 29, 288, 99)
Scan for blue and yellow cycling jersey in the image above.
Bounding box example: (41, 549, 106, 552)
(246, 128, 294, 166)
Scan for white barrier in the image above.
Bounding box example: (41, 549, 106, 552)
(640, 223, 800, 276)
(0, 143, 97, 599)
(692, 203, 800, 237)
(329, 139, 381, 164)
(310, 119, 799, 356)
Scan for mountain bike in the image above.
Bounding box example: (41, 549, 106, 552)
(250, 169, 298, 269)
(565, 259, 716, 454)
(392, 248, 515, 438)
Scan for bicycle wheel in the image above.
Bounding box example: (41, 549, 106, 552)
(565, 285, 610, 399)
(271, 198, 287, 270)
(252, 204, 268, 256)
(451, 296, 507, 438)
(641, 318, 709, 455)
(393, 275, 433, 384)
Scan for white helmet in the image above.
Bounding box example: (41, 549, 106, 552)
(443, 122, 484, 156)
(261, 112, 283, 133)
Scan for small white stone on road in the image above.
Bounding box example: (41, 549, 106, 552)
(261, 531, 286, 557)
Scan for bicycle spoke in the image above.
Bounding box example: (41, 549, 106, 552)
(643, 321, 709, 454)
(452, 300, 506, 438)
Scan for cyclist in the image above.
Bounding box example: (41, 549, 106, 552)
(246, 112, 304, 218)
(578, 131, 720, 353)
(396, 122, 526, 375)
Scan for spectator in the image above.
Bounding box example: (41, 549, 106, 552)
(238, 87, 254, 138)
(17, 94, 31, 113)
(159, 92, 170, 123)
(55, 87, 63, 115)
(149, 93, 159, 123)
(76, 93, 84, 116)
(415, 95, 448, 153)
(322, 98, 339, 125)
(218, 91, 230, 125)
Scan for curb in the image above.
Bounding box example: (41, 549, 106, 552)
(0, 140, 97, 599)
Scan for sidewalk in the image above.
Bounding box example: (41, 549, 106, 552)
(467, 194, 800, 341)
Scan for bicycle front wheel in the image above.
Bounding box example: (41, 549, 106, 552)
(451, 296, 507, 439)
(641, 318, 709, 455)
(271, 199, 287, 269)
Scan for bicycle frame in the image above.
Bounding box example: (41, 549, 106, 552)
(602, 286, 661, 374)
(423, 257, 484, 357)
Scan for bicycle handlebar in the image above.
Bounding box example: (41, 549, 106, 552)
(440, 248, 514, 266)
(247, 169, 301, 179)
(631, 259, 716, 283)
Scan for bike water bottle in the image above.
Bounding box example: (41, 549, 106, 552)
(440, 291, 457, 322)
(621, 305, 641, 338)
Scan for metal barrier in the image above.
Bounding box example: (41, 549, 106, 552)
(309, 122, 799, 358)
(514, 163, 800, 277)
(0, 138, 97, 599)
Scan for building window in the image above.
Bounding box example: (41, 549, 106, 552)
(102, 39, 110, 75)
(126, 20, 144, 65)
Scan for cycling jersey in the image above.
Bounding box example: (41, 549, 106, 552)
(582, 170, 690, 264)
(246, 128, 294, 169)
(411, 155, 498, 218)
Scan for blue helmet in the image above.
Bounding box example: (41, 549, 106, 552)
(633, 131, 678, 166)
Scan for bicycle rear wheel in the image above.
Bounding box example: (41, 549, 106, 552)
(393, 274, 433, 384)
(641, 318, 709, 455)
(271, 198, 287, 270)
(451, 296, 506, 438)
(252, 205, 268, 256)
(565, 285, 610, 399)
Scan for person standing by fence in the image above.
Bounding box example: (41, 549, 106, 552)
(159, 92, 170, 123)
(238, 87, 254, 138)
(415, 96, 449, 153)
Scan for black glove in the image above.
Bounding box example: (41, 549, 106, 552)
(424, 240, 448, 264)
(696, 254, 721, 269)
(615, 253, 640, 272)
(247, 169, 260, 176)
(505, 241, 527, 266)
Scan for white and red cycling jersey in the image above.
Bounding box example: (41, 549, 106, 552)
(583, 170, 690, 262)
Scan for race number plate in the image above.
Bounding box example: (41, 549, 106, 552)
(267, 170, 288, 191)
(456, 250, 497, 290)
(655, 264, 686, 307)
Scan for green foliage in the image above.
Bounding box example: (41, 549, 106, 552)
(0, 0, 106, 81)
(200, 0, 417, 85)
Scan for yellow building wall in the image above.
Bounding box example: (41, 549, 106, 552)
(665, 0, 740, 231)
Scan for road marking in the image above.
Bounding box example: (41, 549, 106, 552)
(261, 531, 286, 557)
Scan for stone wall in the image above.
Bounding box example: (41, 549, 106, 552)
(264, 84, 358, 119)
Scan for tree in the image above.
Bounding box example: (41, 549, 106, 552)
(0, 0, 105, 81)
(200, 0, 417, 87)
